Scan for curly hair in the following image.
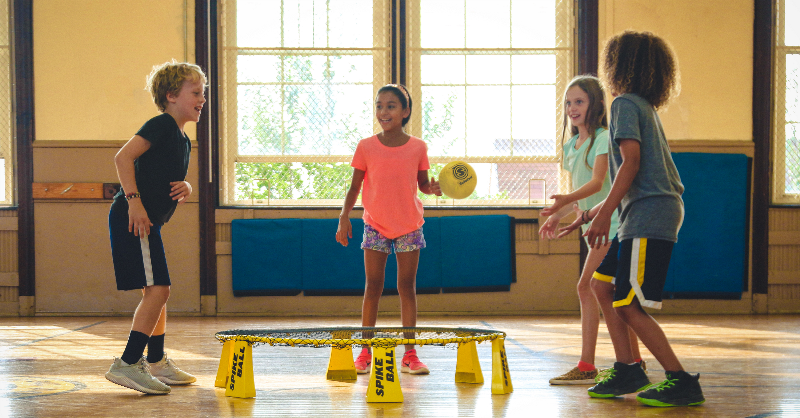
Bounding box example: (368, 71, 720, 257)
(561, 75, 608, 170)
(146, 61, 208, 112)
(601, 31, 680, 109)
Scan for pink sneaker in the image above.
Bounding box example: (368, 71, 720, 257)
(401, 349, 430, 375)
(354, 347, 372, 374)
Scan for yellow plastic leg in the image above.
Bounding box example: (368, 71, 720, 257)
(326, 345, 357, 381)
(215, 340, 235, 388)
(225, 340, 257, 398)
(366, 344, 403, 403)
(455, 340, 484, 384)
(491, 338, 513, 394)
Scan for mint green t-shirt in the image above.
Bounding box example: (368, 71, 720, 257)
(562, 128, 619, 237)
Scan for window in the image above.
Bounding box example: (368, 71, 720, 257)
(0, 0, 13, 206)
(775, 0, 800, 204)
(219, 0, 573, 206)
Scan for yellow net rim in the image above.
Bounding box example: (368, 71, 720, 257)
(215, 326, 506, 348)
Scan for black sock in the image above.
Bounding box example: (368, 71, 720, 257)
(121, 331, 150, 365)
(147, 333, 165, 363)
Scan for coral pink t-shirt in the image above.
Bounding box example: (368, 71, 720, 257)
(351, 135, 430, 239)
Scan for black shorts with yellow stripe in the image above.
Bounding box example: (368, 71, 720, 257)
(591, 236, 674, 310)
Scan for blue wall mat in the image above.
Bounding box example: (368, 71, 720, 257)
(439, 215, 512, 292)
(232, 217, 507, 296)
(301, 218, 366, 296)
(302, 218, 442, 296)
(382, 217, 443, 294)
(231, 219, 303, 296)
(667, 153, 748, 298)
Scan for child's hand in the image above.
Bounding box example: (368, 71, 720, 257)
(336, 216, 352, 246)
(170, 181, 193, 204)
(429, 176, 442, 196)
(556, 203, 583, 238)
(540, 194, 570, 217)
(128, 199, 153, 237)
(584, 211, 611, 249)
(538, 214, 562, 240)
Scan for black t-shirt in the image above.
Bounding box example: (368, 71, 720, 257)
(115, 113, 191, 225)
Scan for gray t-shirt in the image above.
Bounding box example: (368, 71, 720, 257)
(608, 94, 684, 242)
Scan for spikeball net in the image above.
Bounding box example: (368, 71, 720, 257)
(215, 326, 506, 349)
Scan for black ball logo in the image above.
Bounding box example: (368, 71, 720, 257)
(452, 163, 470, 181)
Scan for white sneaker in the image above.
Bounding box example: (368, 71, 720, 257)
(147, 352, 197, 385)
(105, 357, 171, 394)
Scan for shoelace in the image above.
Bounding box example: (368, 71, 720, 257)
(135, 360, 150, 374)
(649, 377, 678, 392)
(403, 354, 420, 365)
(163, 358, 181, 372)
(594, 368, 615, 383)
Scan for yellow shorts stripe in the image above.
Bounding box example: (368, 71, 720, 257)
(592, 271, 614, 283)
(612, 238, 647, 308)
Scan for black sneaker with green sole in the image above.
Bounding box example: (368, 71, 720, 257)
(636, 370, 705, 407)
(588, 361, 651, 398)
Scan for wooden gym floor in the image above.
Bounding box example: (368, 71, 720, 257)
(0, 315, 799, 417)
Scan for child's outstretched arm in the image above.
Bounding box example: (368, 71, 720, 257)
(336, 168, 365, 247)
(541, 154, 609, 217)
(557, 201, 602, 238)
(539, 203, 575, 239)
(417, 171, 442, 196)
(585, 139, 640, 248)
(115, 135, 153, 237)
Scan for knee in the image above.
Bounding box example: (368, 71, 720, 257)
(145, 285, 170, 305)
(577, 278, 592, 295)
(396, 282, 416, 298)
(364, 279, 384, 298)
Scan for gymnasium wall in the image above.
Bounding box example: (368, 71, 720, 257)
(599, 0, 753, 142)
(5, 0, 797, 316)
(8, 0, 202, 315)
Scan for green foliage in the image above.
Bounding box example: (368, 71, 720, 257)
(236, 163, 304, 200)
(422, 93, 458, 152)
(235, 54, 372, 201)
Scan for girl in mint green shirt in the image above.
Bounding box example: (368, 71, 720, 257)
(540, 75, 643, 385)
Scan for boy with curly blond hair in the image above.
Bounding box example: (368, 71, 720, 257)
(105, 61, 206, 394)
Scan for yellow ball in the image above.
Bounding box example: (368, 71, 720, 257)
(438, 161, 477, 199)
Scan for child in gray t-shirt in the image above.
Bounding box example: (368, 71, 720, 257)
(559, 31, 704, 407)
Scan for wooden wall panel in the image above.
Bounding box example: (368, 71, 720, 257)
(0, 286, 17, 302)
(768, 208, 800, 311)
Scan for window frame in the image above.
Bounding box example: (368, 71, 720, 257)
(216, 0, 580, 208)
(774, 0, 800, 205)
(218, 0, 393, 206)
(1, 0, 14, 207)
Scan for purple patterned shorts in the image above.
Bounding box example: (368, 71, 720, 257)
(361, 223, 426, 254)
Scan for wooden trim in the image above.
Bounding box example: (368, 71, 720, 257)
(752, 0, 773, 294)
(392, 0, 398, 83)
(667, 140, 755, 156)
(576, 0, 599, 75)
(398, 0, 405, 85)
(15, 0, 35, 298)
(770, 271, 800, 284)
(197, 0, 218, 296)
(32, 183, 104, 199)
(31, 140, 199, 149)
(769, 231, 800, 245)
(0, 217, 17, 231)
(0, 272, 19, 287)
(575, 0, 597, 271)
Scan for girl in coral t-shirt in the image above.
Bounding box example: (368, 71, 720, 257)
(336, 84, 441, 376)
